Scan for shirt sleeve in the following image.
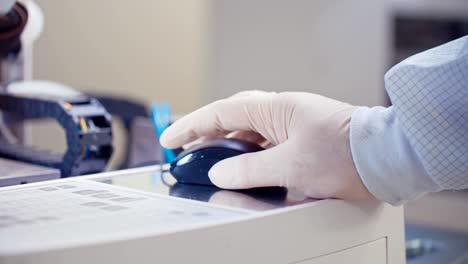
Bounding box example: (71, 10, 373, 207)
(350, 36, 468, 206)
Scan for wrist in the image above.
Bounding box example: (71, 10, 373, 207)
(336, 106, 376, 200)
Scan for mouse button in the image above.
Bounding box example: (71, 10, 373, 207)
(172, 152, 197, 167)
(222, 139, 265, 153)
(192, 148, 242, 160)
(171, 148, 239, 168)
(179, 140, 220, 155)
(180, 138, 263, 154)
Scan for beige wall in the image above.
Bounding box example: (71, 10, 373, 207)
(33, 0, 207, 113)
(207, 0, 391, 106)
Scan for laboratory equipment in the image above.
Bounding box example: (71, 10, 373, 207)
(0, 81, 113, 177)
(0, 0, 43, 144)
(0, 158, 59, 187)
(0, 165, 405, 264)
(91, 95, 149, 169)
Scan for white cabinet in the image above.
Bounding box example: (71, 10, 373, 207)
(298, 238, 387, 264)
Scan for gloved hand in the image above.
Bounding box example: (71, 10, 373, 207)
(161, 91, 374, 201)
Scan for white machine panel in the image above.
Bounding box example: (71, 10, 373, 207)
(0, 166, 405, 264)
(0, 180, 247, 255)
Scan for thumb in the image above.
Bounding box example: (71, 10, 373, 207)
(208, 142, 292, 189)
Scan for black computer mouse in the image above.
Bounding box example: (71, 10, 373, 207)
(169, 138, 264, 186)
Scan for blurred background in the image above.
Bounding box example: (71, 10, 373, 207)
(28, 0, 468, 259)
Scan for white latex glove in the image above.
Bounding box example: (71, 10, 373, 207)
(161, 91, 374, 200)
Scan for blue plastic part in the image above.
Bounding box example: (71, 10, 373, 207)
(150, 102, 176, 163)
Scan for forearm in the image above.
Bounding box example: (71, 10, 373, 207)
(350, 36, 468, 205)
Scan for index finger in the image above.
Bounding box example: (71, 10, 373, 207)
(160, 94, 273, 149)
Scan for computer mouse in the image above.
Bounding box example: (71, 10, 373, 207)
(169, 138, 264, 186)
